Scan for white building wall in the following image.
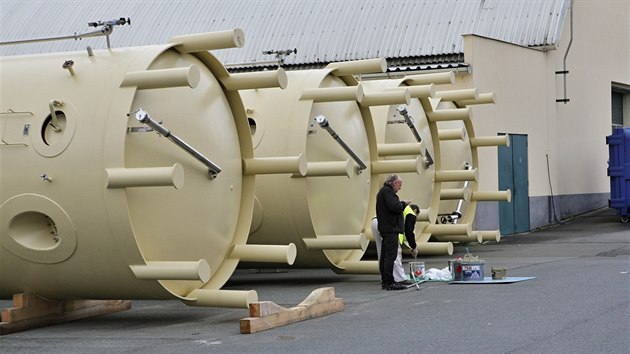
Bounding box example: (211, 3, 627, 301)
(462, 0, 630, 231)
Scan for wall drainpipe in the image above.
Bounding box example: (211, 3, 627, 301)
(556, 0, 574, 103)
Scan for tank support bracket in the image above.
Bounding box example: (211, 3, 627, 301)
(240, 287, 344, 334)
(0, 293, 131, 335)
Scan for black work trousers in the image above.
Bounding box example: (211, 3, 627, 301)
(379, 232, 398, 286)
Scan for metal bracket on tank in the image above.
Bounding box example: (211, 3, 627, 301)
(128, 108, 222, 179)
(127, 126, 155, 133)
(313, 115, 367, 172)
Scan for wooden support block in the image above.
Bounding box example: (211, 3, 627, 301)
(0, 293, 131, 335)
(240, 287, 344, 334)
(1, 293, 63, 323)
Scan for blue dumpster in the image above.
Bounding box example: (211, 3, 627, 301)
(606, 127, 630, 223)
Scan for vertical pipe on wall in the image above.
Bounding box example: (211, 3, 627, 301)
(556, 0, 573, 104)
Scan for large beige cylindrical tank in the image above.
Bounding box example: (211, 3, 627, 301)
(0, 30, 293, 308)
(241, 59, 406, 274)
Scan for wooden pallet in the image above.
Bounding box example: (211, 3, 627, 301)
(0, 293, 131, 335)
(240, 287, 344, 334)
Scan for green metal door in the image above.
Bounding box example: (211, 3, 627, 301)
(498, 134, 530, 234)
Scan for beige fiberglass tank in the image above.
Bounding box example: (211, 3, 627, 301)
(241, 58, 414, 274)
(0, 30, 297, 309)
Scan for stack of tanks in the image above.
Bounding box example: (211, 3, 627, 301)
(0, 29, 509, 309)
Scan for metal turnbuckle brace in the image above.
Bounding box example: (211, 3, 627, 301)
(314, 115, 367, 172)
(396, 106, 434, 168)
(129, 109, 221, 179)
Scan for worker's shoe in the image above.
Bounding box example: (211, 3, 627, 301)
(398, 279, 414, 285)
(386, 282, 406, 291)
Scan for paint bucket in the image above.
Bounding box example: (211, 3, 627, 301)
(451, 259, 484, 281)
(409, 262, 425, 280)
(491, 267, 506, 280)
(461, 261, 485, 280)
(449, 259, 462, 280)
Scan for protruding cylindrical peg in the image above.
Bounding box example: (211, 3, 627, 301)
(471, 190, 512, 202)
(440, 188, 472, 201)
(433, 233, 482, 243)
(169, 29, 245, 53)
(243, 154, 307, 176)
(230, 244, 297, 265)
(435, 88, 479, 101)
(478, 230, 501, 242)
(371, 157, 422, 174)
(106, 164, 184, 189)
(416, 207, 432, 222)
(417, 242, 454, 255)
(470, 135, 510, 148)
(425, 223, 472, 236)
(406, 84, 435, 98)
(337, 260, 380, 274)
(385, 85, 435, 99)
(327, 58, 387, 76)
(220, 69, 287, 91)
(297, 160, 354, 177)
(129, 259, 210, 282)
(121, 65, 200, 89)
(360, 89, 410, 107)
(458, 92, 496, 106)
(438, 128, 467, 141)
(300, 85, 364, 102)
(403, 71, 455, 86)
(184, 289, 257, 309)
(427, 108, 471, 122)
(377, 142, 423, 157)
(302, 234, 368, 251)
(435, 169, 478, 182)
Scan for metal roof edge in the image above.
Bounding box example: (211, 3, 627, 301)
(461, 33, 555, 51)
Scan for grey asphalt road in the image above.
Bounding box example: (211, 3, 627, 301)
(1, 208, 629, 353)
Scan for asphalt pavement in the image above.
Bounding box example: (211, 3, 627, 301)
(1, 208, 629, 353)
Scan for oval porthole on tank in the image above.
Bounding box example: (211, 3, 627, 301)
(9, 211, 60, 251)
(31, 102, 77, 158)
(248, 115, 264, 149)
(1, 194, 77, 263)
(41, 111, 67, 146)
(248, 117, 257, 136)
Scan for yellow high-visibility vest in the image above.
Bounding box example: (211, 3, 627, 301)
(398, 205, 416, 244)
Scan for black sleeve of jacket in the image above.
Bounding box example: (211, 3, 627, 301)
(404, 214, 417, 249)
(384, 188, 405, 214)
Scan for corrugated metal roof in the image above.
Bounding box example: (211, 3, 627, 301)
(0, 0, 569, 67)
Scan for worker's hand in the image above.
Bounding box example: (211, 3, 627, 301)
(402, 199, 412, 206)
(411, 247, 418, 258)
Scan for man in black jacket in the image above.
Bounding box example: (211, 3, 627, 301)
(375, 174, 410, 290)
